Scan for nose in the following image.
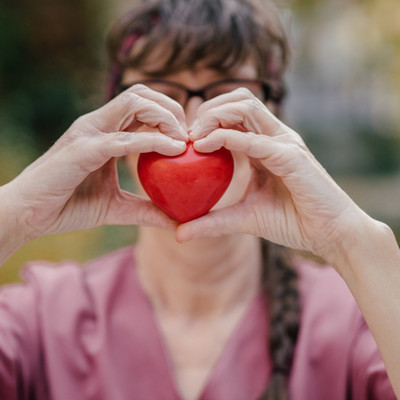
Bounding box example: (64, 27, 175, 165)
(184, 96, 204, 127)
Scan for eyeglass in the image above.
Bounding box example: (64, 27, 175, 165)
(117, 78, 285, 106)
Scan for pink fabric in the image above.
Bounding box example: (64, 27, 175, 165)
(0, 247, 395, 400)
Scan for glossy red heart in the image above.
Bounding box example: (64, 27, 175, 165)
(137, 142, 234, 223)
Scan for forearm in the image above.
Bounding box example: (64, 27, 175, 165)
(0, 184, 33, 266)
(325, 214, 400, 397)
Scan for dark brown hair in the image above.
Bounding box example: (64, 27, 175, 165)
(106, 0, 289, 99)
(259, 240, 300, 400)
(106, 1, 299, 398)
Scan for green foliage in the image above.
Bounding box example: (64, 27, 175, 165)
(0, 0, 104, 153)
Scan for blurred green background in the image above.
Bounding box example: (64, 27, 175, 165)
(1, 0, 399, 283)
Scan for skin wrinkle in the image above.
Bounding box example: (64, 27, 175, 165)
(192, 101, 281, 143)
(6, 2, 399, 398)
(100, 88, 187, 140)
(0, 1, 398, 397)
(135, 84, 186, 122)
(243, 98, 265, 131)
(118, 132, 185, 156)
(260, 190, 294, 247)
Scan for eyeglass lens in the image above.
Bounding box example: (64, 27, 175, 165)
(126, 80, 267, 105)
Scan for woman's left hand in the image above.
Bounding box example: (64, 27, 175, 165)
(176, 88, 368, 260)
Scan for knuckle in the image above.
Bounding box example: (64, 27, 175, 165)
(63, 123, 102, 153)
(205, 107, 219, 120)
(243, 98, 261, 112)
(59, 126, 83, 147)
(163, 100, 184, 120)
(285, 143, 299, 158)
(98, 92, 139, 123)
(204, 110, 221, 128)
(119, 90, 140, 105)
(284, 130, 307, 149)
(197, 101, 210, 115)
(127, 83, 148, 93)
(284, 141, 308, 162)
(73, 114, 88, 126)
(69, 113, 92, 131)
(293, 132, 307, 148)
(156, 108, 177, 125)
(108, 91, 139, 110)
(234, 87, 253, 97)
(111, 92, 143, 119)
(171, 102, 185, 117)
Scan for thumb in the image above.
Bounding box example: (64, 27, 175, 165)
(175, 206, 248, 242)
(106, 191, 178, 230)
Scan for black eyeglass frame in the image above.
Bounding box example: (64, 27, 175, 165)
(117, 78, 286, 105)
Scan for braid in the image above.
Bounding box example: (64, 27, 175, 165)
(259, 240, 300, 400)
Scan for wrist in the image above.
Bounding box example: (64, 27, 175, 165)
(319, 210, 400, 283)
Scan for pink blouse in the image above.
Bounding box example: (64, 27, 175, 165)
(0, 247, 396, 400)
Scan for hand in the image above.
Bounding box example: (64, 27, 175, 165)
(2, 84, 188, 242)
(177, 88, 365, 259)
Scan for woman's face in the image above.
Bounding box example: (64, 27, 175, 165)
(121, 61, 259, 211)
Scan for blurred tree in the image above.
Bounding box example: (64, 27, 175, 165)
(0, 0, 106, 153)
(0, 0, 140, 284)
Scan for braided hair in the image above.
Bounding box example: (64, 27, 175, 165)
(106, 1, 301, 398)
(259, 241, 300, 399)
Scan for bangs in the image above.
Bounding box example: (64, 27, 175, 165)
(127, 1, 258, 76)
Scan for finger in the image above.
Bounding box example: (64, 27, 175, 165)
(124, 84, 187, 131)
(193, 128, 312, 179)
(176, 205, 249, 242)
(106, 191, 178, 230)
(39, 131, 186, 191)
(101, 130, 187, 158)
(89, 91, 188, 141)
(190, 98, 282, 141)
(193, 128, 271, 157)
(71, 131, 186, 176)
(203, 126, 341, 206)
(191, 87, 257, 117)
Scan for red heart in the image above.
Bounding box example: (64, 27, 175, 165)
(137, 142, 234, 223)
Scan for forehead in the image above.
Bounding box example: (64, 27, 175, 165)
(122, 59, 258, 86)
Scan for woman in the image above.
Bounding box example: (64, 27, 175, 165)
(0, 0, 399, 399)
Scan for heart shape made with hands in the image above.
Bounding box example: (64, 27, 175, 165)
(137, 142, 234, 223)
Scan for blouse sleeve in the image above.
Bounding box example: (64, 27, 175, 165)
(0, 268, 46, 400)
(349, 318, 396, 400)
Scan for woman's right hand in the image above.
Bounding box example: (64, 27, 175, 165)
(0, 84, 188, 248)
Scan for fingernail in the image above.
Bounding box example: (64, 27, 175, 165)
(192, 138, 206, 151)
(193, 137, 204, 146)
(175, 140, 187, 151)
